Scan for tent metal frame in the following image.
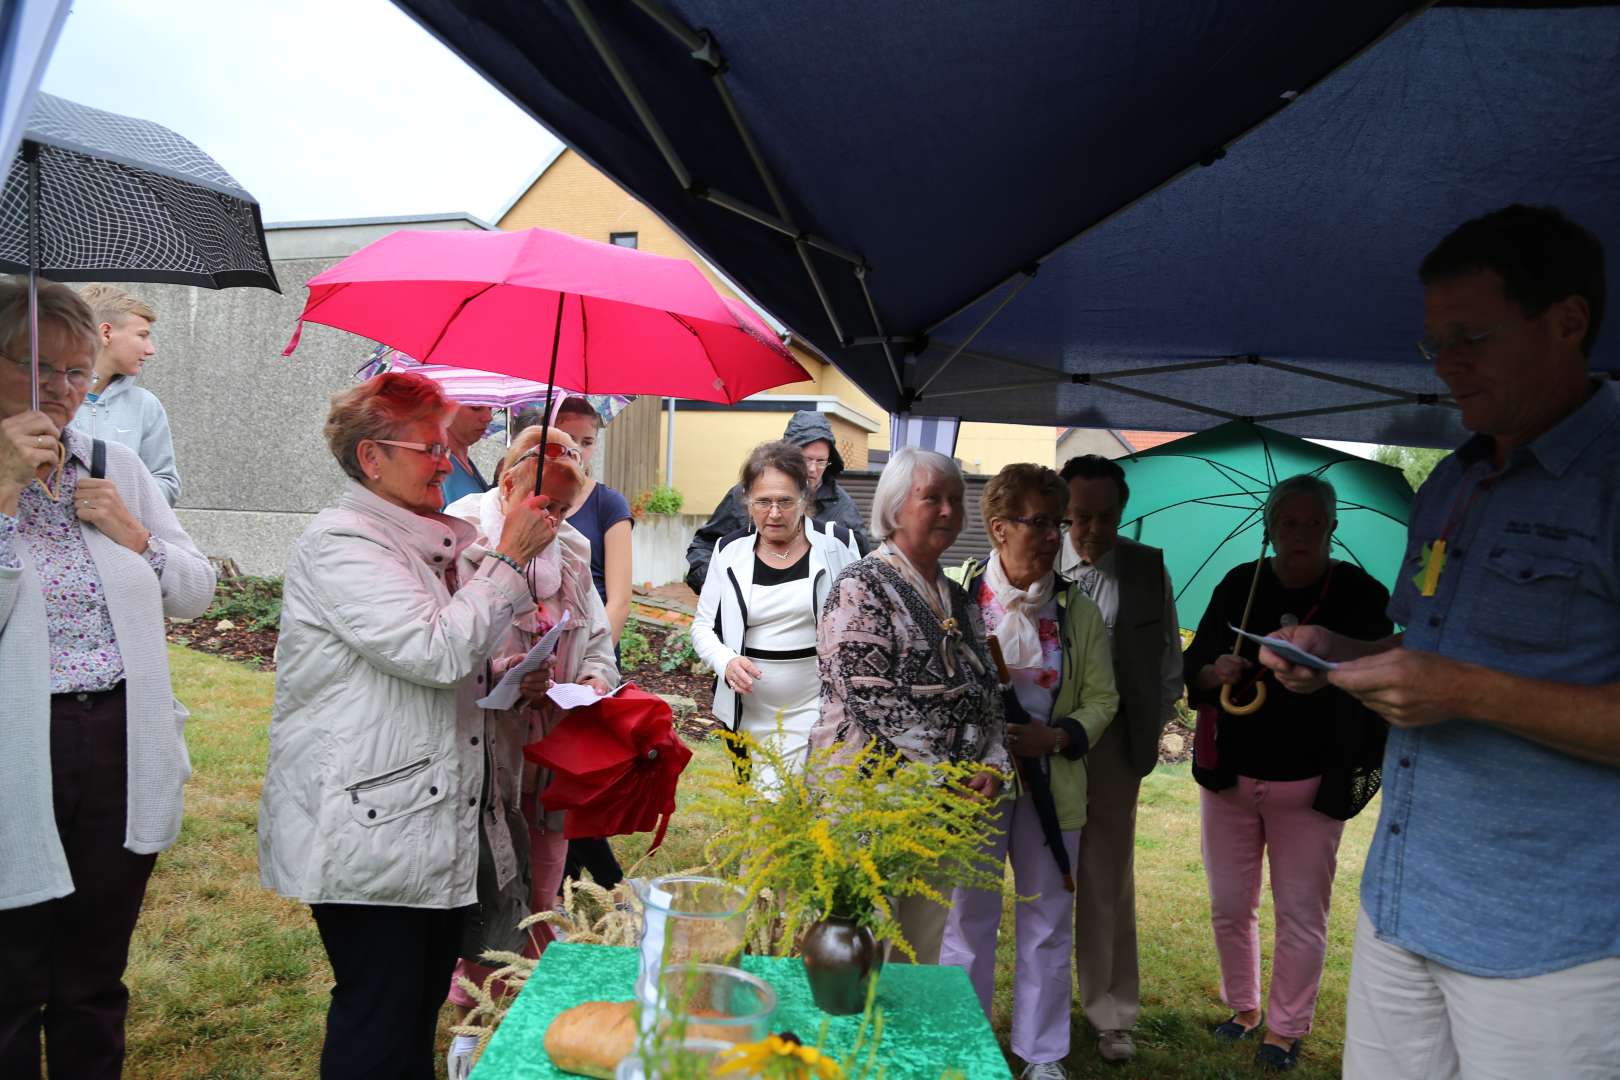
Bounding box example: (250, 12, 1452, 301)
(563, 0, 1479, 433)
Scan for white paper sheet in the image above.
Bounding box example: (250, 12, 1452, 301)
(1228, 623, 1338, 671)
(475, 610, 571, 709)
(544, 680, 630, 710)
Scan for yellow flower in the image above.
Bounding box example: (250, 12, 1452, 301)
(715, 1035, 844, 1078)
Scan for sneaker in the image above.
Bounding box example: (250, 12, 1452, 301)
(1020, 1062, 1068, 1080)
(1097, 1028, 1135, 1062)
(446, 1033, 478, 1080)
(1211, 1012, 1264, 1040)
(1256, 1039, 1301, 1071)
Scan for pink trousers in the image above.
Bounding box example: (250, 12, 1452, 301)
(447, 814, 569, 1009)
(940, 793, 1081, 1066)
(1199, 775, 1344, 1040)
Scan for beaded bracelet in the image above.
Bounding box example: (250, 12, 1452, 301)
(488, 551, 524, 576)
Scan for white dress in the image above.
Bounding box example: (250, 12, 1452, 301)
(739, 550, 820, 791)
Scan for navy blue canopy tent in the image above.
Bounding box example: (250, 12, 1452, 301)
(394, 1, 1620, 447)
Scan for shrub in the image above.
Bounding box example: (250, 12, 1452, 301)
(619, 624, 655, 668)
(658, 628, 701, 673)
(631, 486, 684, 518)
(203, 576, 283, 631)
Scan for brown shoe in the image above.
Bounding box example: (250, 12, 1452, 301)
(1097, 1029, 1135, 1063)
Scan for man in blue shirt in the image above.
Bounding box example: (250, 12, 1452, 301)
(1264, 205, 1619, 1079)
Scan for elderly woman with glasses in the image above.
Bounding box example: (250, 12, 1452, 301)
(440, 426, 616, 1076)
(258, 371, 561, 1079)
(1182, 474, 1391, 1071)
(810, 447, 1012, 963)
(692, 439, 860, 790)
(0, 277, 215, 1077)
(939, 463, 1118, 1080)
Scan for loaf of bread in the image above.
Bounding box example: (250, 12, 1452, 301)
(544, 1000, 637, 1078)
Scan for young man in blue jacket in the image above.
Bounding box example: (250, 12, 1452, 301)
(69, 285, 181, 505)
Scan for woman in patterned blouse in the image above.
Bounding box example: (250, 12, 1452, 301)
(811, 446, 1011, 963)
(0, 277, 216, 1077)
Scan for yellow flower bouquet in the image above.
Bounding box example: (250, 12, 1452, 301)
(693, 728, 1008, 964)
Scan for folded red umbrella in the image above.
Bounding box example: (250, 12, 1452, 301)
(522, 684, 692, 852)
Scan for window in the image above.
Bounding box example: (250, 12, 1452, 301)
(610, 232, 638, 249)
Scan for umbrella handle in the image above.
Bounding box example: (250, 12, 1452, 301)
(1220, 680, 1267, 716)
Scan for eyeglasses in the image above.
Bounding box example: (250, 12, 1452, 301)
(1416, 322, 1504, 362)
(1005, 515, 1070, 533)
(2, 354, 94, 389)
(511, 442, 583, 470)
(750, 496, 801, 514)
(374, 439, 451, 460)
(801, 456, 830, 470)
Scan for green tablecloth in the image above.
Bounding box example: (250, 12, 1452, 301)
(470, 942, 1011, 1079)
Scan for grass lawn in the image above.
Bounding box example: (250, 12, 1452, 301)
(128, 646, 1376, 1078)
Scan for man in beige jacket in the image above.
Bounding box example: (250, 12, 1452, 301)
(1059, 455, 1184, 1064)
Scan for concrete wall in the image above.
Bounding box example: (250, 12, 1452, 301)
(129, 215, 498, 575)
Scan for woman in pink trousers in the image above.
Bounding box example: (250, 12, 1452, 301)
(1184, 474, 1391, 1072)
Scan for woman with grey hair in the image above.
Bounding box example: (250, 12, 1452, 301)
(258, 371, 560, 1078)
(0, 276, 215, 1076)
(811, 446, 1011, 963)
(1182, 473, 1392, 1071)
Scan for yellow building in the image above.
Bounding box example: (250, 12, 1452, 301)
(496, 148, 1055, 510)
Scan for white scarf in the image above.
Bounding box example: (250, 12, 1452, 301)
(479, 488, 562, 600)
(984, 551, 1053, 669)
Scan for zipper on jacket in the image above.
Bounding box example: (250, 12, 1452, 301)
(345, 756, 432, 803)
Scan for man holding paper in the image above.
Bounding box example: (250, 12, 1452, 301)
(1262, 205, 1620, 1079)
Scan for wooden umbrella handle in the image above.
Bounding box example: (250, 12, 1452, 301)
(1220, 680, 1267, 716)
(1220, 532, 1273, 717)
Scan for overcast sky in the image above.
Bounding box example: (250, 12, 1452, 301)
(41, 0, 564, 224)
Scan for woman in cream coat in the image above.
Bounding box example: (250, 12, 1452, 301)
(258, 372, 558, 1079)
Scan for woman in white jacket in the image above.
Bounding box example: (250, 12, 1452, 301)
(440, 426, 618, 1077)
(692, 440, 859, 789)
(0, 278, 215, 1078)
(257, 372, 558, 1080)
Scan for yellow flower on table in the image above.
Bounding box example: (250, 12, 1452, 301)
(716, 1033, 844, 1079)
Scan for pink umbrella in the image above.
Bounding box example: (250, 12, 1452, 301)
(283, 227, 807, 404)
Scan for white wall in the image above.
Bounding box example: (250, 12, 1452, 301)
(630, 513, 703, 588)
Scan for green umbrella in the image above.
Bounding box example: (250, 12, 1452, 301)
(1114, 422, 1415, 631)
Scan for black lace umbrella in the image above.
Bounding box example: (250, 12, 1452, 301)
(0, 92, 278, 407)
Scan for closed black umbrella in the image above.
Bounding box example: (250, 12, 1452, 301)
(0, 92, 278, 407)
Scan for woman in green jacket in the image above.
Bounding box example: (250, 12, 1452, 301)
(940, 463, 1118, 1080)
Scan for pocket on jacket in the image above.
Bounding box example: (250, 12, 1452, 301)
(343, 755, 448, 827)
(1477, 548, 1579, 650)
(173, 696, 192, 783)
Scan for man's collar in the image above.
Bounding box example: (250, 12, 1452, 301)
(1526, 379, 1620, 478)
(1464, 379, 1620, 477)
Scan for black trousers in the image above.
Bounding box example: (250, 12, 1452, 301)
(310, 902, 472, 1080)
(0, 686, 157, 1080)
(563, 837, 623, 890)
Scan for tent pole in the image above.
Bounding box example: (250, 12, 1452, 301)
(916, 269, 1037, 396)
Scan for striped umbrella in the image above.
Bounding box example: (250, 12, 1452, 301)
(357, 344, 634, 421)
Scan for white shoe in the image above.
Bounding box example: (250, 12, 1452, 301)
(1020, 1062, 1068, 1080)
(447, 1033, 478, 1080)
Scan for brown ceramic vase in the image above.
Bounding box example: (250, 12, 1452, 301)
(800, 915, 882, 1015)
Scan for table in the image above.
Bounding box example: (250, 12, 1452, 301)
(470, 942, 1011, 1079)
